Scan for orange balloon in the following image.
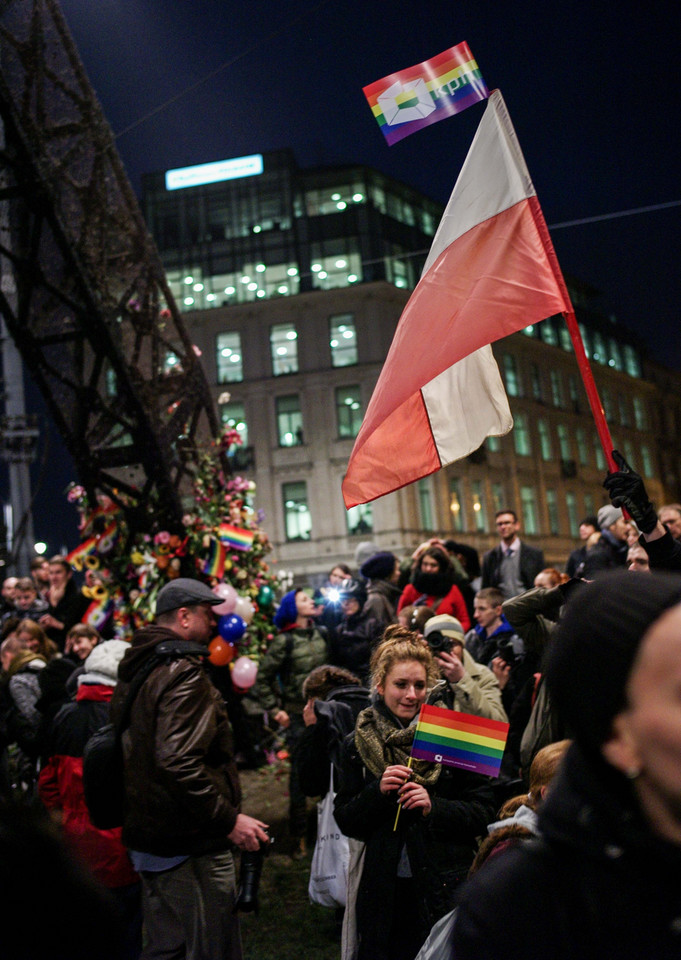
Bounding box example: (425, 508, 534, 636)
(208, 636, 235, 666)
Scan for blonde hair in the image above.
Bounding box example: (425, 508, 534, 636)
(528, 739, 571, 803)
(369, 625, 439, 692)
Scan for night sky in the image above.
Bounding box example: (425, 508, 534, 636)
(7, 0, 681, 552)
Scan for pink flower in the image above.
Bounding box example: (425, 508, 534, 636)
(154, 531, 171, 545)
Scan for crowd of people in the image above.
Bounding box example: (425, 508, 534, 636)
(2, 453, 681, 958)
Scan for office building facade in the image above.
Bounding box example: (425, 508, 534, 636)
(143, 151, 678, 580)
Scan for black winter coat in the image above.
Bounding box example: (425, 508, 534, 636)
(334, 704, 495, 960)
(453, 743, 681, 960)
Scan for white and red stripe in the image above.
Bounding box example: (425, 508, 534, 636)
(343, 90, 571, 508)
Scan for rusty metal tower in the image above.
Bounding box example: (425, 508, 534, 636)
(0, 0, 220, 536)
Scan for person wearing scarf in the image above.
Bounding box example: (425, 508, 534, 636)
(334, 626, 495, 960)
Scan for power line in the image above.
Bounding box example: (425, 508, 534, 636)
(548, 199, 681, 230)
(113, 0, 335, 143)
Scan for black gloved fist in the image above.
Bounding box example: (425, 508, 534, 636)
(603, 449, 658, 534)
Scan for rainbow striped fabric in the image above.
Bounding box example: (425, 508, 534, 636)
(217, 523, 255, 551)
(411, 703, 509, 778)
(66, 535, 98, 571)
(203, 537, 227, 579)
(363, 42, 488, 146)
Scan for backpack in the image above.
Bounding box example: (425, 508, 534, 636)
(82, 639, 208, 830)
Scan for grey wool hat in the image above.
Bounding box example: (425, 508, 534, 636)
(155, 578, 223, 616)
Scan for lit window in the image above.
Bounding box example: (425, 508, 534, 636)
(641, 445, 654, 479)
(503, 354, 521, 397)
(514, 413, 532, 456)
(566, 491, 579, 537)
(449, 479, 464, 532)
(633, 396, 648, 430)
(568, 375, 580, 411)
(276, 395, 303, 447)
(538, 420, 552, 461)
(576, 428, 589, 466)
(271, 323, 299, 376)
(541, 321, 558, 346)
(492, 483, 504, 515)
(593, 434, 607, 470)
(418, 479, 434, 530)
(550, 370, 564, 407)
(347, 503, 373, 535)
(520, 486, 539, 535)
(336, 386, 363, 438)
(618, 395, 630, 426)
(584, 493, 595, 517)
(487, 435, 501, 452)
(216, 332, 243, 383)
(546, 489, 559, 535)
(282, 482, 311, 541)
(329, 315, 357, 367)
(602, 387, 614, 420)
(557, 424, 572, 460)
(559, 326, 572, 351)
(609, 339, 623, 371)
(471, 480, 487, 533)
(623, 345, 641, 378)
(530, 364, 542, 401)
(219, 401, 248, 447)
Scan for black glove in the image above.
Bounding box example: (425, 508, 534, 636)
(603, 449, 658, 534)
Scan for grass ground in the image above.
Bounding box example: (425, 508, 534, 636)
(239, 762, 342, 960)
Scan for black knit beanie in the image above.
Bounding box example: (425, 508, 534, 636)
(547, 570, 681, 751)
(360, 551, 396, 581)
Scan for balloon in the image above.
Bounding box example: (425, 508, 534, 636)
(208, 637, 235, 667)
(213, 582, 237, 616)
(258, 585, 274, 607)
(231, 656, 258, 689)
(234, 594, 254, 624)
(217, 613, 246, 642)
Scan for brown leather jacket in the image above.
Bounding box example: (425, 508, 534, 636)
(110, 625, 241, 857)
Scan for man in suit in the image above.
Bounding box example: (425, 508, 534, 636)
(481, 510, 545, 600)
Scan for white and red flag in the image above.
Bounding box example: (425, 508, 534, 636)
(342, 89, 573, 508)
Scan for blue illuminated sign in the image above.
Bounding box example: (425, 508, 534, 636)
(165, 154, 264, 190)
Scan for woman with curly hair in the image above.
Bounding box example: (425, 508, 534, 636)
(334, 626, 495, 960)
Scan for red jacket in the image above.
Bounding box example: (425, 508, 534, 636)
(397, 583, 471, 631)
(38, 684, 138, 889)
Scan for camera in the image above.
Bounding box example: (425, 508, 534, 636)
(494, 640, 518, 666)
(237, 837, 272, 914)
(425, 630, 454, 655)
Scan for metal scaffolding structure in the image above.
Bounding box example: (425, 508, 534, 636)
(0, 0, 220, 538)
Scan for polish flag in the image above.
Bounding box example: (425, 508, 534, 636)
(342, 89, 572, 508)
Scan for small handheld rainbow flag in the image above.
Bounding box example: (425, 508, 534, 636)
(217, 523, 255, 552)
(203, 537, 227, 579)
(363, 42, 488, 146)
(411, 703, 509, 778)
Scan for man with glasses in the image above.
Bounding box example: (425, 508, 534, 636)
(481, 510, 545, 600)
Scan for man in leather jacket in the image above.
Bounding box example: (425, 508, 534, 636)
(111, 578, 268, 960)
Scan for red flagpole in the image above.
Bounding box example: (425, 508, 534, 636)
(561, 309, 618, 473)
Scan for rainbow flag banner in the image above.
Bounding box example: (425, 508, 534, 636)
(363, 42, 488, 146)
(66, 535, 98, 571)
(217, 523, 255, 552)
(203, 537, 227, 579)
(411, 703, 509, 778)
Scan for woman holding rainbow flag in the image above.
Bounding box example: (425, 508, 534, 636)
(334, 626, 495, 960)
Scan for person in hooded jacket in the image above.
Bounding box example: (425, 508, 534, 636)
(329, 579, 383, 684)
(452, 571, 681, 960)
(38, 640, 142, 958)
(360, 551, 402, 625)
